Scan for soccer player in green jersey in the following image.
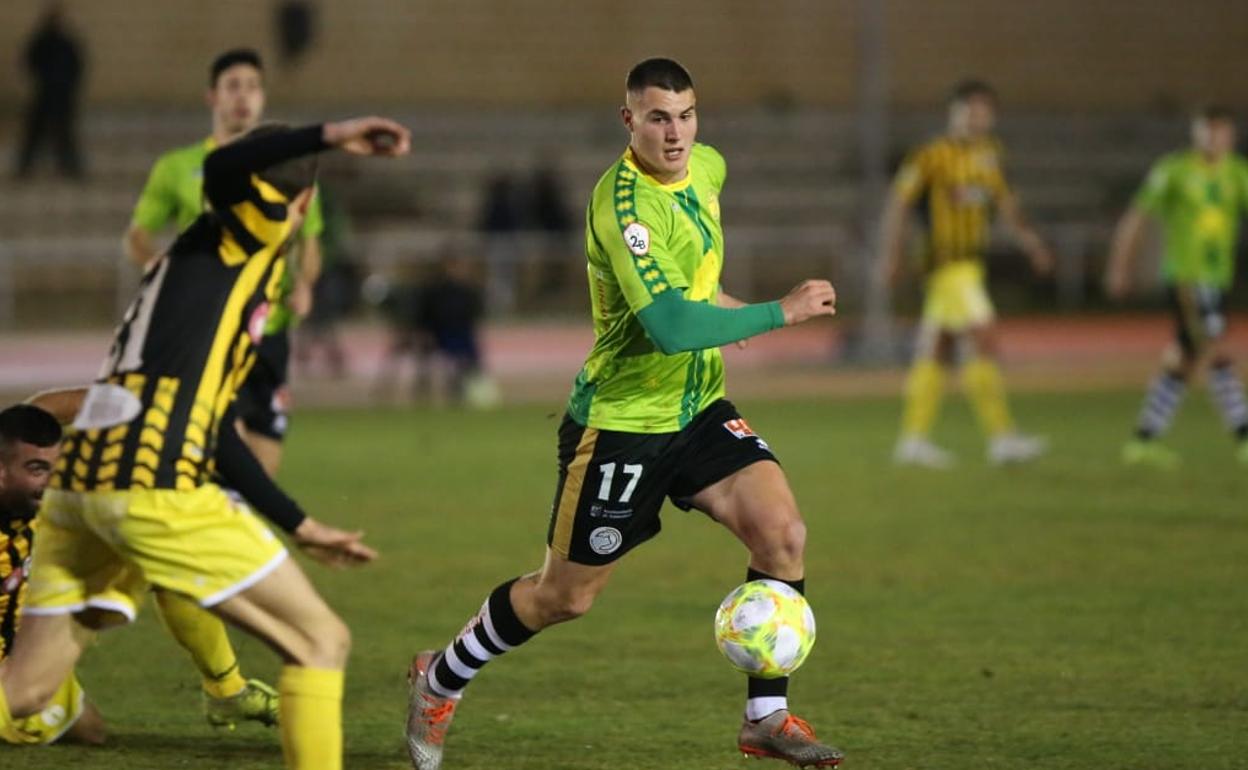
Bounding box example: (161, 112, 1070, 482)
(125, 48, 322, 477)
(405, 59, 843, 769)
(1107, 105, 1248, 467)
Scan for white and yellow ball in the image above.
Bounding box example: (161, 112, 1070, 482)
(714, 579, 816, 679)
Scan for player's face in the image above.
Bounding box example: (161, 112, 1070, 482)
(209, 64, 265, 137)
(0, 442, 59, 519)
(622, 87, 698, 183)
(950, 95, 996, 138)
(1193, 118, 1236, 159)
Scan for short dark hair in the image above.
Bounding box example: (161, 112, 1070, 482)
(210, 48, 264, 87)
(1196, 104, 1235, 124)
(0, 404, 62, 459)
(949, 78, 997, 106)
(241, 122, 319, 199)
(626, 58, 694, 95)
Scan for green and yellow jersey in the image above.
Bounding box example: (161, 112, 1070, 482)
(58, 126, 327, 492)
(131, 136, 324, 333)
(893, 135, 1011, 272)
(568, 143, 730, 433)
(1134, 149, 1248, 289)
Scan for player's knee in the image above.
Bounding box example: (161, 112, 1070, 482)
(3, 677, 60, 718)
(298, 614, 352, 669)
(753, 515, 806, 570)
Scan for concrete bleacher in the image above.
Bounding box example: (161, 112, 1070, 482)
(0, 107, 1186, 328)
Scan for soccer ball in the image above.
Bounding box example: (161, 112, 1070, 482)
(714, 579, 816, 679)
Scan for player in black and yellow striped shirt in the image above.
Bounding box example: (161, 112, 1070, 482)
(0, 117, 408, 770)
(0, 404, 104, 745)
(880, 79, 1054, 468)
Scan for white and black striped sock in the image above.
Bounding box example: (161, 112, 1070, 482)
(1209, 363, 1248, 440)
(427, 578, 536, 700)
(1135, 371, 1186, 439)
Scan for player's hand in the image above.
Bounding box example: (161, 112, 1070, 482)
(1105, 261, 1130, 300)
(287, 279, 314, 319)
(1029, 244, 1057, 276)
(293, 517, 378, 568)
(323, 117, 411, 157)
(879, 256, 903, 289)
(779, 280, 837, 326)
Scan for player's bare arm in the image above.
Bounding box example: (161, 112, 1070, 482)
(878, 191, 911, 286)
(998, 192, 1055, 275)
(24, 386, 86, 424)
(124, 224, 160, 267)
(1105, 205, 1148, 299)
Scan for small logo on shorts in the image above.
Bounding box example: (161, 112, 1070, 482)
(724, 418, 770, 450)
(724, 419, 756, 439)
(588, 526, 623, 555)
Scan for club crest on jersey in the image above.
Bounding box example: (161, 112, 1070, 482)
(248, 302, 271, 344)
(623, 223, 650, 256)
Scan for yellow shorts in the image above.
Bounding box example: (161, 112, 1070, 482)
(921, 261, 995, 332)
(4, 672, 84, 745)
(25, 484, 287, 621)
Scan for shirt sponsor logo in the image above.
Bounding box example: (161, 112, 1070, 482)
(589, 503, 633, 520)
(623, 223, 650, 256)
(588, 526, 623, 555)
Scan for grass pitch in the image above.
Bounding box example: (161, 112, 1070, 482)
(13, 390, 1248, 769)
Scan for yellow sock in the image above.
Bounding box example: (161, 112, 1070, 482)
(279, 666, 344, 770)
(963, 358, 1014, 437)
(153, 590, 246, 698)
(901, 358, 946, 438)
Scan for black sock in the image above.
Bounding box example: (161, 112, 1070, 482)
(427, 577, 537, 698)
(744, 567, 805, 721)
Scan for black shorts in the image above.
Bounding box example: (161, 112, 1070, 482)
(236, 332, 292, 441)
(1170, 284, 1227, 357)
(546, 399, 778, 565)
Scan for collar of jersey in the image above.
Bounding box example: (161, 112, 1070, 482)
(624, 147, 694, 192)
(203, 135, 217, 152)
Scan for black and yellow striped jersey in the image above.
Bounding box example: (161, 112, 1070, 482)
(0, 516, 34, 659)
(893, 135, 1011, 272)
(54, 126, 328, 493)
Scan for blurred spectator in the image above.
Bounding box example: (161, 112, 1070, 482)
(15, 4, 85, 180)
(375, 255, 491, 406)
(479, 173, 523, 314)
(415, 256, 486, 403)
(275, 1, 317, 69)
(295, 184, 356, 379)
(530, 162, 573, 296)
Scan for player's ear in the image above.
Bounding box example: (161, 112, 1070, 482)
(620, 106, 634, 132)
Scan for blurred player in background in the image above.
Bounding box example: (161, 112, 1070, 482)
(0, 117, 404, 770)
(880, 79, 1054, 468)
(406, 58, 843, 770)
(119, 47, 324, 730)
(1107, 105, 1248, 467)
(0, 404, 105, 746)
(126, 47, 322, 477)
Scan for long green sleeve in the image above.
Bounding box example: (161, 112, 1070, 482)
(636, 290, 784, 355)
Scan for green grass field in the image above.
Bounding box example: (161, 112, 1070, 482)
(14, 390, 1248, 769)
